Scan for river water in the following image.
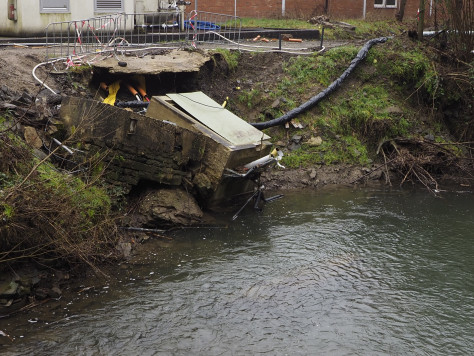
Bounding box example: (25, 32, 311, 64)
(1, 186, 473, 355)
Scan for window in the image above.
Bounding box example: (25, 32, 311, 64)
(40, 0, 70, 13)
(374, 0, 397, 8)
(95, 0, 124, 12)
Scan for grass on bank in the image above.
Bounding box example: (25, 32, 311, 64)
(240, 17, 410, 40)
(227, 34, 459, 168)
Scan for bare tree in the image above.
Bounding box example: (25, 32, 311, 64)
(418, 0, 425, 40)
(396, 0, 408, 21)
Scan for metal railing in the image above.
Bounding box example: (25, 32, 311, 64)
(114, 11, 190, 49)
(45, 11, 241, 65)
(45, 14, 119, 62)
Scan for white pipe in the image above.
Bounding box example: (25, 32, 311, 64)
(282, 0, 286, 17)
(32, 62, 58, 95)
(244, 155, 275, 169)
(234, 0, 237, 18)
(52, 138, 74, 155)
(363, 0, 366, 19)
(423, 30, 473, 36)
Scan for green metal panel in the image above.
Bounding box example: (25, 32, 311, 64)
(167, 92, 270, 146)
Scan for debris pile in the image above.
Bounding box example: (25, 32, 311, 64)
(251, 34, 303, 43)
(308, 15, 356, 31)
(0, 86, 62, 150)
(378, 138, 473, 193)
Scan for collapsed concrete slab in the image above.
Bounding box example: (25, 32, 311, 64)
(60, 92, 272, 210)
(91, 49, 210, 75)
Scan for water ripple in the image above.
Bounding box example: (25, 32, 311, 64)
(2, 189, 473, 355)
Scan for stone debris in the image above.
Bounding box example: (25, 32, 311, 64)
(307, 136, 323, 146)
(0, 85, 62, 151)
(135, 188, 204, 227)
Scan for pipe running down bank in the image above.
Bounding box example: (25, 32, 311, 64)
(250, 37, 388, 130)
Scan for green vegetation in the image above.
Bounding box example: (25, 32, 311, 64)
(212, 48, 241, 71)
(0, 123, 118, 268)
(282, 136, 370, 168)
(283, 46, 358, 87)
(240, 18, 409, 40)
(238, 88, 262, 109)
(243, 46, 361, 117)
(233, 37, 462, 166)
(366, 44, 441, 100)
(319, 84, 412, 140)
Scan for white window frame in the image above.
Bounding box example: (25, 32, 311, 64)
(40, 0, 70, 13)
(374, 0, 397, 8)
(94, 0, 124, 13)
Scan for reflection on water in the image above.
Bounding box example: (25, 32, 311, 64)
(1, 187, 473, 355)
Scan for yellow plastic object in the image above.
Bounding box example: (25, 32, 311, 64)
(103, 81, 121, 106)
(221, 96, 229, 108)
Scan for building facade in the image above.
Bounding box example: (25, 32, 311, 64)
(188, 0, 433, 20)
(1, 0, 438, 37)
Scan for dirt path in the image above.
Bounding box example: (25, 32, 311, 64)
(0, 46, 48, 94)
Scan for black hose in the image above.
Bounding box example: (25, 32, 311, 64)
(250, 37, 388, 130)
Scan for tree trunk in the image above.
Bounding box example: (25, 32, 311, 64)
(417, 0, 425, 41)
(396, 0, 408, 22)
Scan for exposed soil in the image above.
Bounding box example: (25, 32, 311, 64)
(0, 47, 46, 94)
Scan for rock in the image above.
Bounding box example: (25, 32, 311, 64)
(287, 142, 301, 151)
(49, 286, 62, 298)
(34, 288, 49, 300)
(24, 126, 43, 149)
(291, 135, 302, 143)
(137, 188, 203, 226)
(117, 242, 132, 258)
(309, 169, 317, 179)
(424, 133, 435, 141)
(193, 172, 212, 199)
(12, 91, 33, 105)
(271, 98, 280, 108)
(33, 148, 48, 160)
(307, 136, 323, 146)
(0, 281, 19, 298)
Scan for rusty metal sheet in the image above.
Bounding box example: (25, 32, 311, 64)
(167, 92, 270, 146)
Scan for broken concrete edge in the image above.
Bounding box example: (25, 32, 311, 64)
(59, 96, 272, 212)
